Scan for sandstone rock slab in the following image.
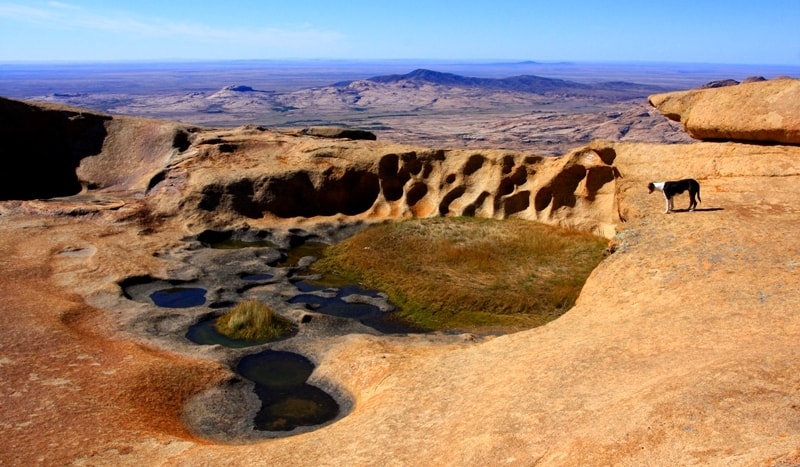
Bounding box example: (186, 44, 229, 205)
(649, 78, 800, 145)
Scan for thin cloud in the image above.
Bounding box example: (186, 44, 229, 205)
(47, 1, 80, 9)
(0, 2, 344, 46)
(0, 3, 61, 23)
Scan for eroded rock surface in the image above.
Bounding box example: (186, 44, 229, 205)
(145, 127, 621, 238)
(1, 87, 800, 466)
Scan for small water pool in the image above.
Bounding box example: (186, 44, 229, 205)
(237, 350, 339, 431)
(290, 281, 422, 334)
(149, 287, 206, 308)
(208, 239, 277, 249)
(273, 241, 329, 267)
(186, 317, 285, 348)
(241, 273, 275, 282)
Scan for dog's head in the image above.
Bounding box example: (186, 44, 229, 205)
(647, 182, 655, 193)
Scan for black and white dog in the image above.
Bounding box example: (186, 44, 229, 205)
(648, 179, 701, 213)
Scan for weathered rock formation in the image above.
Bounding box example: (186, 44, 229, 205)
(1, 78, 800, 466)
(0, 97, 198, 199)
(0, 98, 622, 238)
(649, 77, 800, 144)
(146, 128, 621, 238)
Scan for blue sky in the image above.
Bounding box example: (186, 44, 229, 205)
(0, 1, 798, 65)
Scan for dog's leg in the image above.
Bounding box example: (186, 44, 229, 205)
(689, 192, 696, 211)
(664, 194, 671, 213)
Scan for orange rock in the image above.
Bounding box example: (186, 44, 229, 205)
(649, 78, 800, 145)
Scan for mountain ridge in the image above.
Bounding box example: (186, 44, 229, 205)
(4, 66, 692, 155)
(333, 68, 668, 97)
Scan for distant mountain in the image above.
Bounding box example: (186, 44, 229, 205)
(334, 68, 668, 99)
(12, 65, 691, 155)
(333, 69, 586, 92)
(365, 69, 495, 86)
(222, 85, 256, 92)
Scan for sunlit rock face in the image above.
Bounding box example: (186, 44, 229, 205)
(148, 127, 622, 238)
(648, 77, 800, 145)
(0, 97, 623, 239)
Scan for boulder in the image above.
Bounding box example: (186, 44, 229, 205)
(742, 75, 767, 83)
(301, 126, 377, 140)
(648, 77, 800, 145)
(700, 78, 739, 88)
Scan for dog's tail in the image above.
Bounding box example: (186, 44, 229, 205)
(692, 179, 702, 204)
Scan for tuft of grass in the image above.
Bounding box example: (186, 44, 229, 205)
(214, 299, 294, 341)
(312, 217, 608, 332)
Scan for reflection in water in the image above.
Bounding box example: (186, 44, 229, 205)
(290, 281, 422, 334)
(172, 236, 421, 434)
(237, 350, 339, 431)
(241, 273, 274, 281)
(186, 317, 288, 348)
(274, 241, 329, 267)
(150, 287, 206, 308)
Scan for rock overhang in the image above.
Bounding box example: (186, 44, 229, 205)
(648, 77, 800, 146)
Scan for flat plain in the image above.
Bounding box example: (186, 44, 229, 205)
(3, 60, 798, 154)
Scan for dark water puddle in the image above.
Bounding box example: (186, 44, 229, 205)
(290, 281, 422, 334)
(295, 280, 382, 298)
(150, 287, 206, 308)
(209, 239, 277, 249)
(136, 234, 422, 435)
(241, 273, 274, 281)
(274, 241, 328, 267)
(196, 230, 277, 250)
(237, 350, 339, 431)
(185, 317, 288, 348)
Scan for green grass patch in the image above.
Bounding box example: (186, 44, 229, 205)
(214, 299, 294, 341)
(312, 217, 608, 332)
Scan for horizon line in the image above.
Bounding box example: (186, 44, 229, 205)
(2, 58, 800, 68)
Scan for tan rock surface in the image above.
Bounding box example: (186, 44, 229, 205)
(649, 78, 800, 144)
(2, 94, 800, 466)
(142, 126, 621, 239)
